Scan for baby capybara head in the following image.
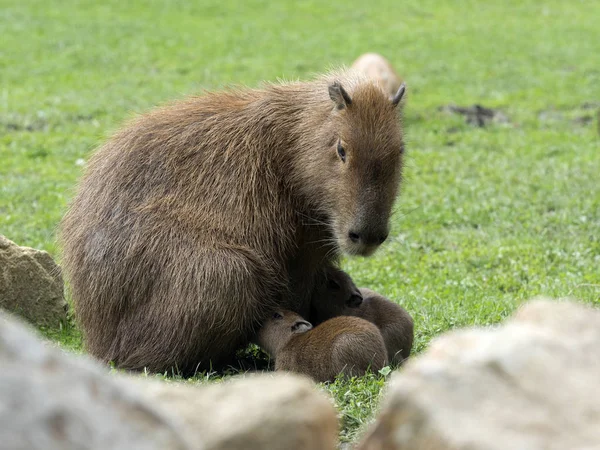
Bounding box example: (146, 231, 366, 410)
(257, 310, 313, 357)
(326, 267, 363, 309)
(310, 267, 363, 325)
(318, 79, 406, 257)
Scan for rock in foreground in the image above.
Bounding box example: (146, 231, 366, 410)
(0, 310, 338, 450)
(0, 311, 190, 450)
(130, 374, 339, 450)
(358, 299, 600, 450)
(0, 235, 67, 327)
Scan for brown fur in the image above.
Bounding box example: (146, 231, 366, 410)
(59, 69, 405, 373)
(312, 269, 414, 365)
(257, 309, 387, 382)
(351, 53, 403, 100)
(309, 266, 363, 321)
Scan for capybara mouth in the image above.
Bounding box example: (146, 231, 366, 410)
(339, 238, 380, 257)
(336, 223, 385, 257)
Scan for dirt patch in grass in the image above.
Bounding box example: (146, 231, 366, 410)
(439, 104, 510, 127)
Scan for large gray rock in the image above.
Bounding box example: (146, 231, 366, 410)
(1, 310, 339, 450)
(0, 235, 67, 327)
(129, 374, 339, 450)
(0, 311, 191, 450)
(358, 299, 600, 450)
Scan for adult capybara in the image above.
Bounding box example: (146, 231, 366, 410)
(59, 70, 406, 373)
(312, 269, 414, 365)
(257, 309, 387, 382)
(351, 53, 403, 100)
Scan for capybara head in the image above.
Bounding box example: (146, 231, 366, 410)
(311, 267, 363, 325)
(317, 78, 406, 257)
(257, 310, 313, 357)
(326, 267, 363, 309)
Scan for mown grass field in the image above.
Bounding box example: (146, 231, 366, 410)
(1, 0, 599, 443)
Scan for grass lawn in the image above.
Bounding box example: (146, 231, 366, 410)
(1, 0, 599, 443)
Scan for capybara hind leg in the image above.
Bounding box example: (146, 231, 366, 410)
(105, 246, 278, 373)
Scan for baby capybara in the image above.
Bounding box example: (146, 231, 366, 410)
(60, 70, 406, 373)
(257, 309, 387, 382)
(312, 268, 414, 365)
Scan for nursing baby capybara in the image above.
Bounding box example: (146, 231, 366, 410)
(257, 309, 387, 382)
(312, 268, 414, 365)
(59, 70, 406, 373)
(351, 53, 403, 100)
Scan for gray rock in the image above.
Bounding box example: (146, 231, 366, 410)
(0, 235, 67, 327)
(0, 311, 191, 450)
(1, 310, 339, 450)
(358, 298, 600, 450)
(128, 373, 339, 450)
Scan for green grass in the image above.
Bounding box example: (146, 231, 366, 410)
(2, 0, 599, 444)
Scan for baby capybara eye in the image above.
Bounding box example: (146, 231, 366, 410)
(273, 312, 283, 319)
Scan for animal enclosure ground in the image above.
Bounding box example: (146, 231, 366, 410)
(1, 0, 599, 443)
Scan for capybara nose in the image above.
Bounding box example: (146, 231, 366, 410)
(348, 230, 389, 247)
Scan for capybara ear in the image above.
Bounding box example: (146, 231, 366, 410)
(328, 82, 352, 110)
(347, 293, 363, 308)
(291, 320, 312, 334)
(391, 82, 406, 107)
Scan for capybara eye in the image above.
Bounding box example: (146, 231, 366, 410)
(272, 312, 283, 319)
(337, 140, 346, 163)
(327, 278, 341, 291)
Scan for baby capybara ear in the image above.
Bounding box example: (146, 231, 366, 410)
(291, 320, 312, 334)
(347, 293, 363, 308)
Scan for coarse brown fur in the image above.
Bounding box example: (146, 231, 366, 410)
(351, 53, 403, 100)
(59, 69, 406, 373)
(312, 268, 414, 365)
(308, 266, 363, 322)
(257, 309, 387, 382)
